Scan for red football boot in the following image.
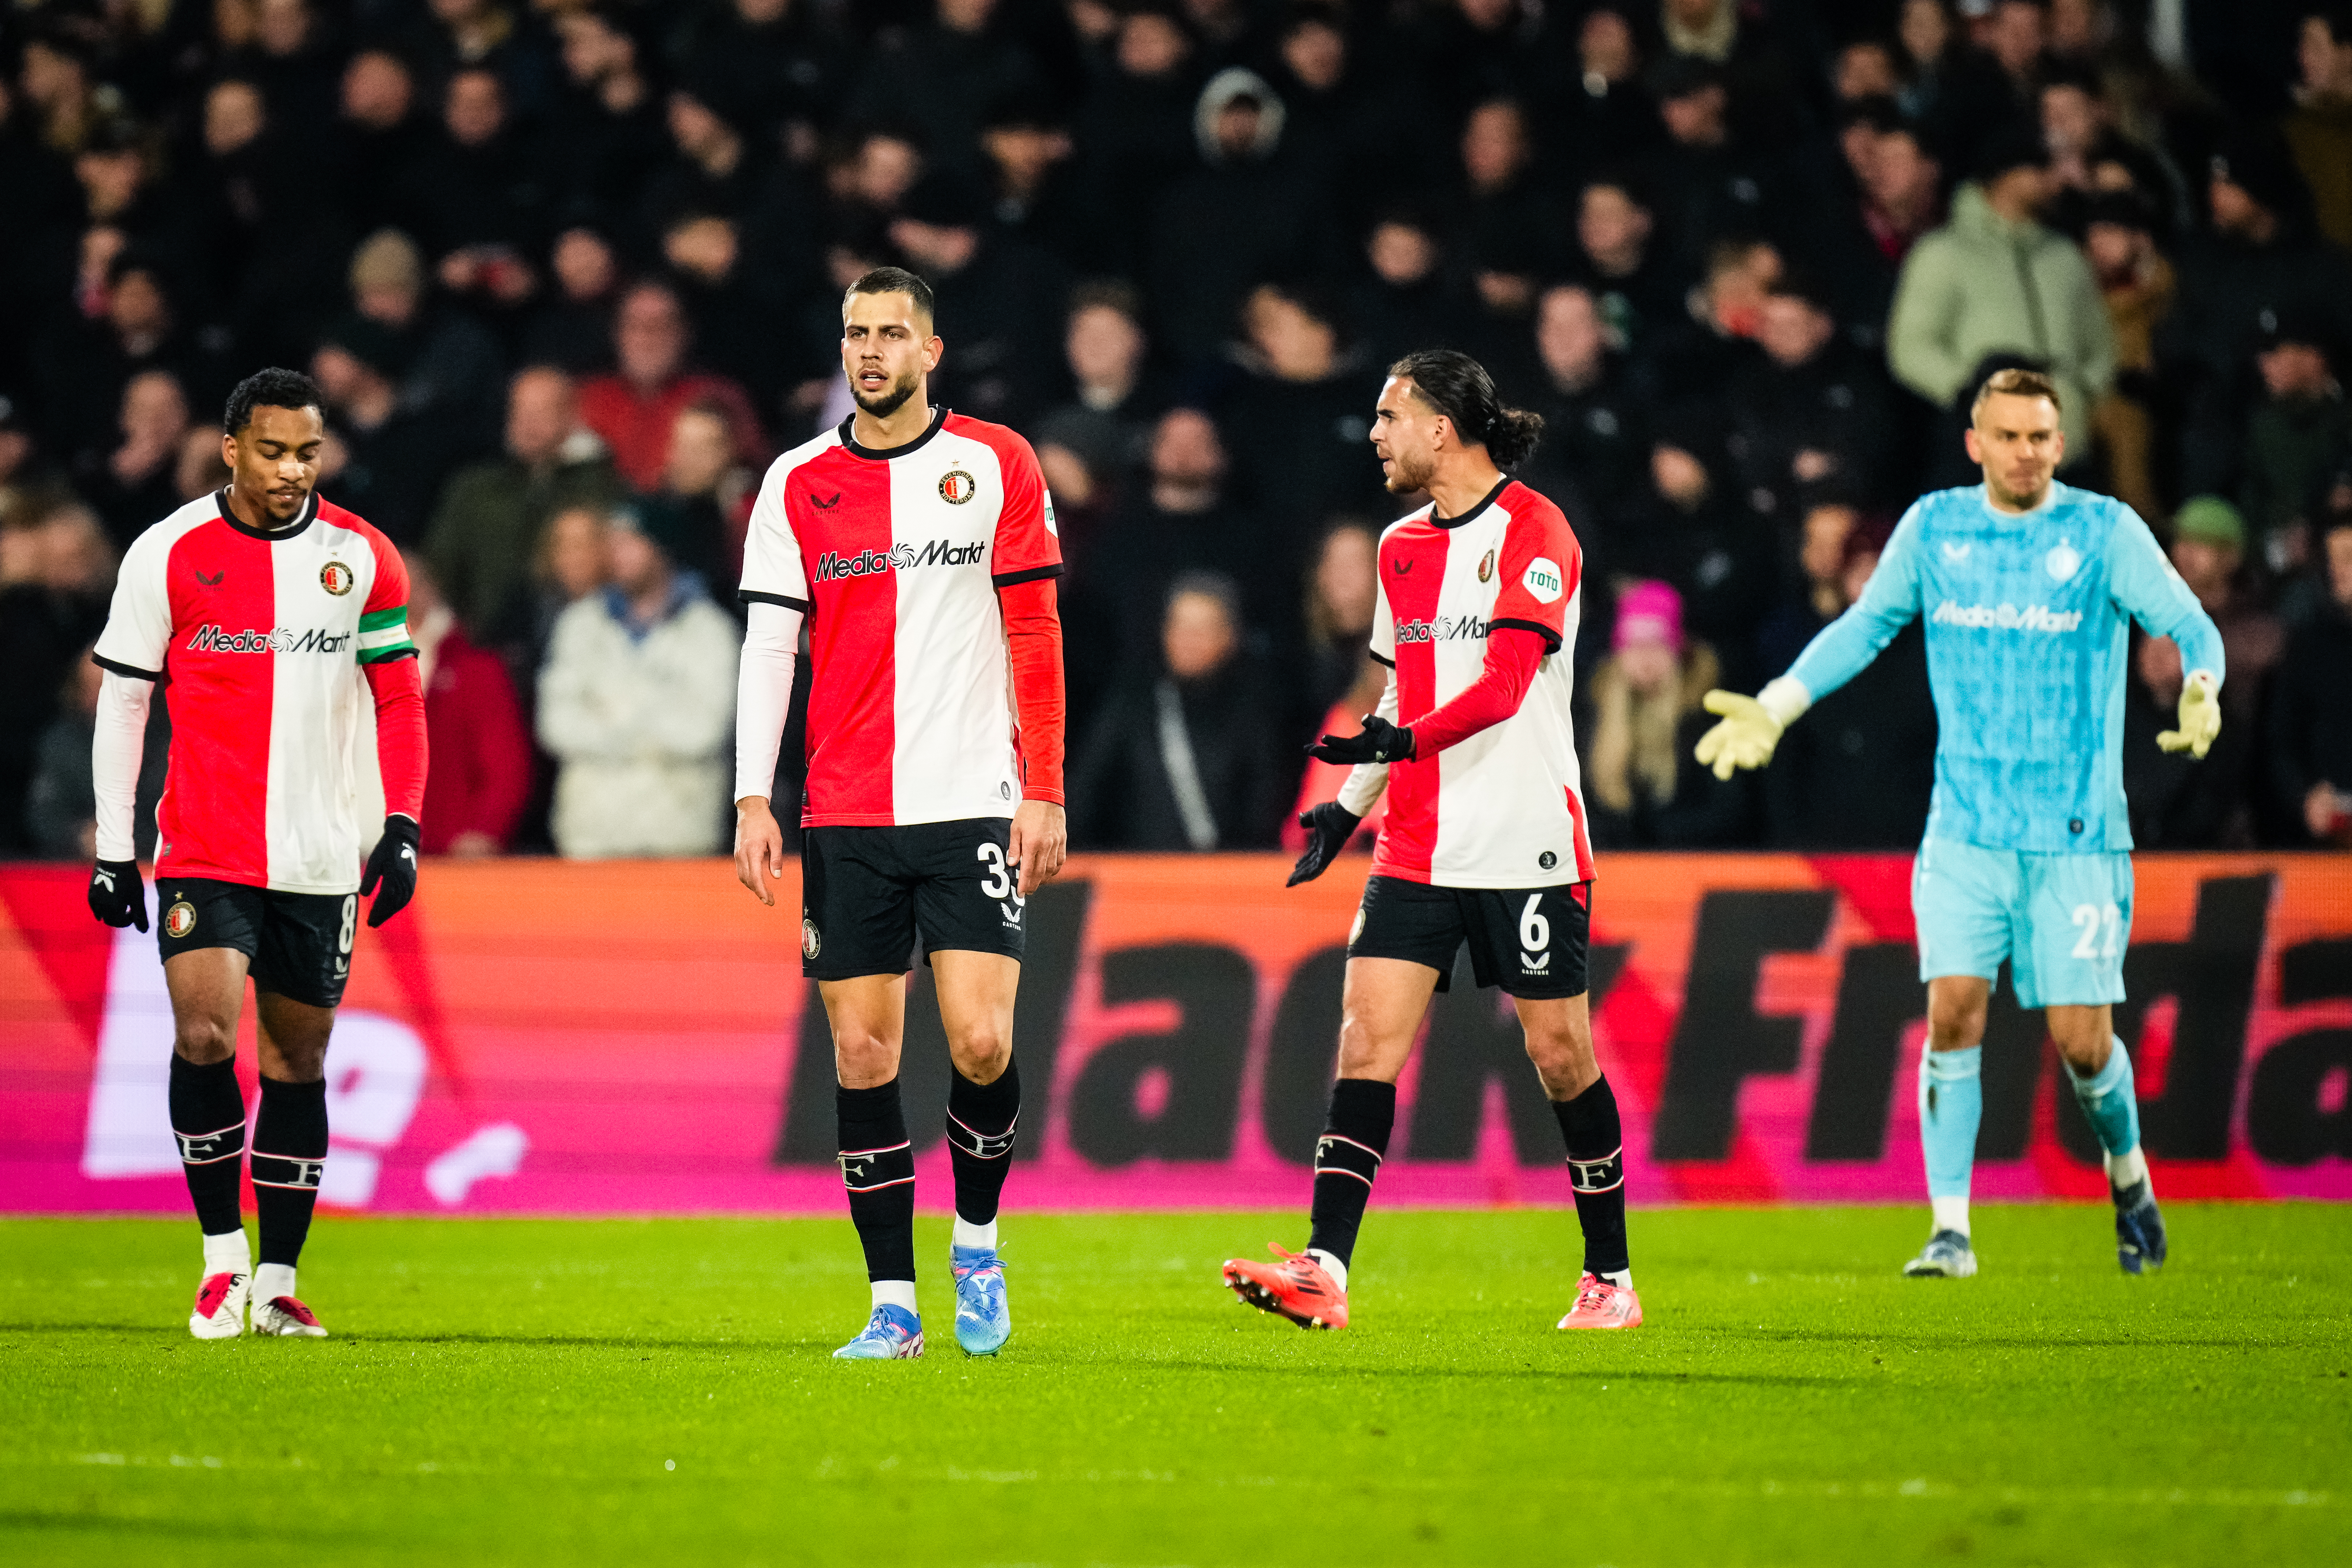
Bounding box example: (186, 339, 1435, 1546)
(1556, 1272, 1642, 1330)
(1222, 1245, 1349, 1330)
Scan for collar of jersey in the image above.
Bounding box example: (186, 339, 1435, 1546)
(1428, 475, 1510, 530)
(837, 405, 948, 462)
(213, 487, 319, 542)
(1976, 478, 2065, 524)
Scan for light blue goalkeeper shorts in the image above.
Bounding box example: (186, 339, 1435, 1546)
(1911, 836, 2133, 1010)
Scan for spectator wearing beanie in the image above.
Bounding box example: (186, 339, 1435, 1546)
(2165, 130, 2352, 401)
(1580, 580, 1756, 848)
(2236, 307, 2352, 583)
(2169, 497, 2286, 730)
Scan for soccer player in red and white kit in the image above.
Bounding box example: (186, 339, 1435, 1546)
(1223, 350, 1640, 1331)
(85, 369, 428, 1339)
(733, 269, 1066, 1360)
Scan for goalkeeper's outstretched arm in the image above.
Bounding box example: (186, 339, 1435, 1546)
(1694, 508, 1927, 779)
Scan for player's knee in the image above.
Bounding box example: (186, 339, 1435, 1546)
(1334, 1013, 1387, 1078)
(172, 1015, 236, 1065)
(945, 1023, 1011, 1082)
(1927, 995, 1987, 1050)
(1523, 1026, 1596, 1096)
(832, 1026, 901, 1085)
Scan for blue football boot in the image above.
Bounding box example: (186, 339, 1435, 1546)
(951, 1245, 1011, 1356)
(2114, 1179, 2167, 1275)
(833, 1303, 924, 1360)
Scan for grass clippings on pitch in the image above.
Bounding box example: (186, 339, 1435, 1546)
(1, 1205, 2346, 1567)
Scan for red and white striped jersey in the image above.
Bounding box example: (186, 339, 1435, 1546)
(739, 409, 1062, 827)
(92, 491, 417, 893)
(1365, 479, 1593, 888)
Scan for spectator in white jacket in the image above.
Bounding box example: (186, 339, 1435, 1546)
(537, 499, 739, 858)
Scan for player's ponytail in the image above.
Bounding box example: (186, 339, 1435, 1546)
(1486, 406, 1545, 469)
(1387, 349, 1545, 469)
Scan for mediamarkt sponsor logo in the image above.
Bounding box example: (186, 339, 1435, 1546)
(186, 624, 354, 654)
(813, 538, 986, 580)
(1929, 600, 2084, 632)
(1395, 614, 1491, 644)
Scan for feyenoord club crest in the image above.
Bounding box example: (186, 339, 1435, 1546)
(165, 899, 198, 939)
(802, 919, 822, 961)
(320, 560, 356, 595)
(1478, 550, 1496, 583)
(937, 469, 977, 504)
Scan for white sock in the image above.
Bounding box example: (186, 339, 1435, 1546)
(952, 1216, 998, 1252)
(253, 1262, 296, 1303)
(2106, 1146, 2149, 1192)
(1932, 1195, 1971, 1237)
(870, 1279, 917, 1314)
(1601, 1269, 1632, 1290)
(1305, 1248, 1349, 1292)
(201, 1230, 250, 1277)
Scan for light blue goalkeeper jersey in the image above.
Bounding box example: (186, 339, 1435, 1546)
(1783, 481, 2224, 854)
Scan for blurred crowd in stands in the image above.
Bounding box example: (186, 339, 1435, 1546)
(4, 0, 2351, 861)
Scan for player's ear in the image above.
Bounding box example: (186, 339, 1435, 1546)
(1962, 425, 1982, 465)
(924, 333, 943, 372)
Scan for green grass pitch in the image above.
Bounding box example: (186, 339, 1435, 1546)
(3, 1205, 2346, 1567)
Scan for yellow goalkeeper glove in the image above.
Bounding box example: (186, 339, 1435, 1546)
(2157, 669, 2222, 759)
(1694, 679, 1809, 780)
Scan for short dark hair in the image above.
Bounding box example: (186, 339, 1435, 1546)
(1067, 277, 1143, 326)
(223, 368, 324, 436)
(843, 265, 936, 328)
(1387, 349, 1544, 468)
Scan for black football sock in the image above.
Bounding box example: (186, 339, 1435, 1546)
(168, 1053, 247, 1238)
(838, 1079, 917, 1284)
(251, 1076, 328, 1267)
(946, 1056, 1020, 1230)
(1305, 1077, 1396, 1271)
(1552, 1074, 1630, 1278)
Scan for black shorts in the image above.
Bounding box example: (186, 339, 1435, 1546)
(155, 878, 356, 1009)
(800, 817, 1027, 981)
(1346, 874, 1591, 999)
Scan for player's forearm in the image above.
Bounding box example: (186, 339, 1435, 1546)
(1410, 627, 1546, 755)
(2111, 520, 2227, 685)
(1781, 577, 1915, 707)
(91, 670, 152, 862)
(1000, 577, 1066, 806)
(733, 602, 803, 805)
(365, 654, 429, 821)
(1335, 664, 1400, 815)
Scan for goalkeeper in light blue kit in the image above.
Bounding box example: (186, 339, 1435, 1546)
(1696, 368, 2225, 1278)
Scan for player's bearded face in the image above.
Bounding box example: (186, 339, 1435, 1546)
(224, 405, 324, 524)
(850, 362, 921, 418)
(1370, 378, 1439, 494)
(1968, 394, 2063, 510)
(841, 296, 938, 419)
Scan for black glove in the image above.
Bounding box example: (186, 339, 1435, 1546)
(1287, 802, 1363, 887)
(1308, 713, 1415, 766)
(361, 815, 421, 928)
(89, 859, 147, 930)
